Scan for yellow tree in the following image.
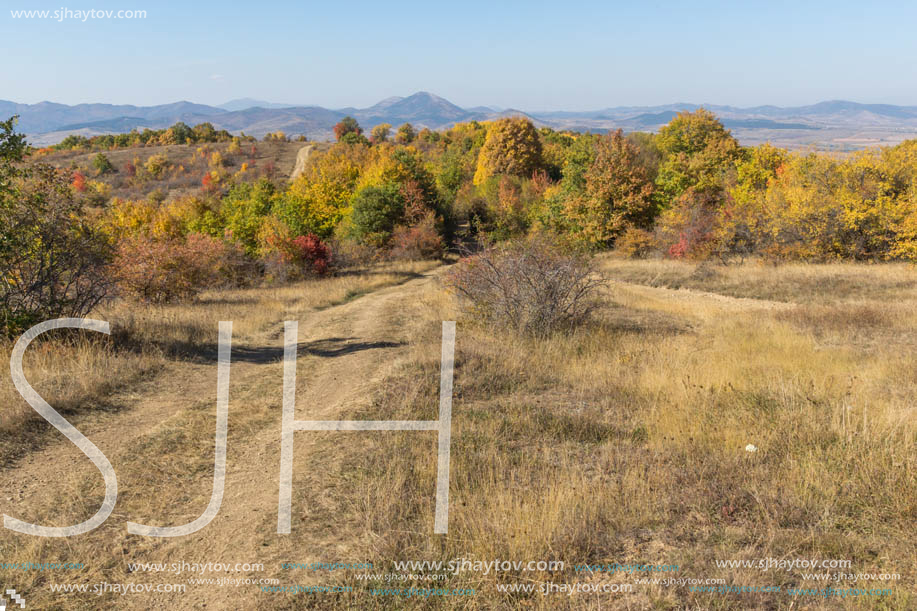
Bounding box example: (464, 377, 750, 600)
(717, 142, 787, 257)
(762, 153, 846, 259)
(473, 117, 543, 185)
(279, 144, 366, 237)
(370, 123, 392, 144)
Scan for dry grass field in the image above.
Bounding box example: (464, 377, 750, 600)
(36, 140, 312, 202)
(0, 257, 914, 609)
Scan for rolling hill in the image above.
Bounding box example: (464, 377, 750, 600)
(10, 93, 917, 150)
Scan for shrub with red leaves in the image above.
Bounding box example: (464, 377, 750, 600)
(656, 188, 720, 260)
(272, 233, 332, 277)
(71, 171, 86, 193)
(201, 173, 217, 194)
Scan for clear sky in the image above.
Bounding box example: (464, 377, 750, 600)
(2, 0, 915, 110)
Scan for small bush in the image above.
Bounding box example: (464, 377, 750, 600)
(349, 184, 405, 247)
(282, 234, 332, 277)
(92, 153, 115, 175)
(257, 216, 333, 279)
(328, 238, 380, 268)
(143, 154, 170, 179)
(113, 233, 250, 303)
(391, 213, 444, 260)
(615, 227, 657, 259)
(445, 235, 604, 337)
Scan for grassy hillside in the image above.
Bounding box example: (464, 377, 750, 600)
(34, 140, 319, 202)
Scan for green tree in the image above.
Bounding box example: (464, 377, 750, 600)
(192, 122, 217, 143)
(557, 134, 598, 196)
(395, 123, 416, 144)
(341, 131, 370, 146)
(1, 117, 112, 336)
(0, 116, 27, 191)
(92, 152, 115, 175)
(165, 121, 194, 145)
(562, 129, 655, 247)
(220, 179, 277, 254)
(655, 109, 740, 203)
(349, 184, 405, 246)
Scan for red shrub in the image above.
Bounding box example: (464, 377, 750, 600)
(201, 172, 219, 194)
(657, 188, 720, 260)
(71, 171, 86, 193)
(284, 234, 332, 276)
(263, 231, 332, 279)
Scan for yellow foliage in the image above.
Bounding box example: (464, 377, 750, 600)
(356, 145, 420, 191)
(104, 198, 157, 238)
(283, 145, 365, 237)
(86, 180, 111, 199)
(473, 118, 543, 185)
(143, 154, 170, 178)
(103, 195, 218, 241)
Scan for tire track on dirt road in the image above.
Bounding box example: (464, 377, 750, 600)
(0, 267, 441, 610)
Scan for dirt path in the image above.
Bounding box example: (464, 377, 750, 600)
(289, 144, 315, 181)
(0, 268, 439, 609)
(607, 278, 794, 320)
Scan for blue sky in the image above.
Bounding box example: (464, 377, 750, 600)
(2, 0, 915, 109)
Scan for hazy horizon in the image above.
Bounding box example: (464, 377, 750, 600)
(3, 93, 917, 113)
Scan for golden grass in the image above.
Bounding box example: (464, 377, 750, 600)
(0, 259, 439, 609)
(598, 257, 917, 304)
(307, 257, 916, 610)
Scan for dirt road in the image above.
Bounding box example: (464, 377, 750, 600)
(289, 144, 315, 181)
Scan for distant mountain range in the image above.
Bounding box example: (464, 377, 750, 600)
(7, 92, 917, 150)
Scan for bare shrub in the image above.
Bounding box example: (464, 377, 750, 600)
(445, 235, 604, 337)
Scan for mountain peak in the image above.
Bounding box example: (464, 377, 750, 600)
(363, 92, 468, 123)
(219, 98, 297, 111)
